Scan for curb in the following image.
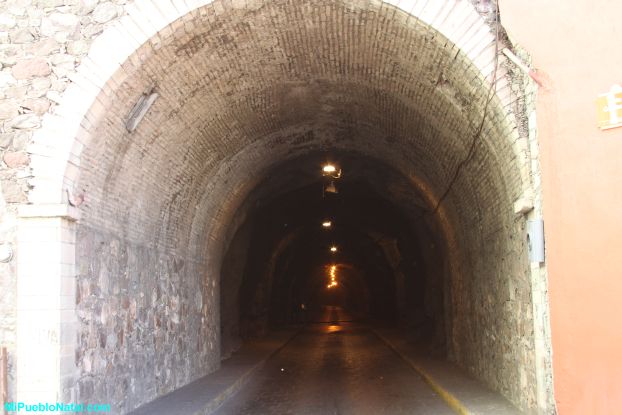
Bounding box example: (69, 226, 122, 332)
(205, 329, 302, 414)
(129, 328, 301, 415)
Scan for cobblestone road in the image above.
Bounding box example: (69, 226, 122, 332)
(214, 307, 452, 415)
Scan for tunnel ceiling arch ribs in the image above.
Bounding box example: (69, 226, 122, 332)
(16, 0, 552, 413)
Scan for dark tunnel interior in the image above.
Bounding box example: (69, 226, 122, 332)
(220, 152, 448, 360)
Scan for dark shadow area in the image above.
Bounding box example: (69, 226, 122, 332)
(220, 152, 448, 360)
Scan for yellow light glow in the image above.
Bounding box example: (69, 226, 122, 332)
(330, 246, 337, 253)
(327, 325, 341, 333)
(322, 221, 332, 228)
(322, 164, 342, 179)
(326, 264, 339, 288)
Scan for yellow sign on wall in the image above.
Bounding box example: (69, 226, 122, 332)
(597, 84, 622, 130)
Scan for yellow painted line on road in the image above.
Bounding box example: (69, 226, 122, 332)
(406, 359, 470, 415)
(373, 330, 471, 415)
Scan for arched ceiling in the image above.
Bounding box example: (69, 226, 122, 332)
(74, 0, 521, 267)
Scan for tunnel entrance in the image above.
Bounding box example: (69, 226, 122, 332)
(16, 0, 553, 413)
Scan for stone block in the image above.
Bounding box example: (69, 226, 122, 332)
(10, 130, 32, 150)
(0, 45, 20, 67)
(1, 178, 26, 203)
(27, 76, 51, 98)
(0, 99, 19, 120)
(40, 12, 79, 38)
(81, 23, 103, 38)
(26, 38, 61, 56)
(77, 0, 99, 16)
(0, 132, 14, 148)
(9, 28, 35, 44)
(3, 84, 28, 100)
(0, 14, 17, 31)
(11, 57, 51, 79)
(66, 39, 89, 55)
(92, 3, 119, 24)
(4, 113, 40, 129)
(22, 97, 50, 115)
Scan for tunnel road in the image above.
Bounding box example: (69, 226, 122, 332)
(214, 307, 453, 415)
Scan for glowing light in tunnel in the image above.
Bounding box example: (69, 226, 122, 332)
(324, 181, 338, 194)
(327, 325, 341, 333)
(322, 164, 336, 173)
(322, 164, 342, 179)
(327, 264, 338, 288)
(322, 221, 332, 228)
(330, 246, 338, 253)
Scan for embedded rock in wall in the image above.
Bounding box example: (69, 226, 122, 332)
(91, 2, 117, 24)
(11, 58, 51, 79)
(0, 101, 19, 121)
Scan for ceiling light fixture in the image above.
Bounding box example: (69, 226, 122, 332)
(126, 89, 158, 132)
(322, 163, 342, 179)
(322, 164, 336, 173)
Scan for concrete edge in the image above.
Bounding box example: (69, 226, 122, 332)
(203, 329, 302, 414)
(371, 329, 470, 415)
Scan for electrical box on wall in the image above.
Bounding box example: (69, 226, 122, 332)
(527, 219, 545, 263)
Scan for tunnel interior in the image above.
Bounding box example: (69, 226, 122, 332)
(68, 0, 537, 412)
(220, 153, 447, 360)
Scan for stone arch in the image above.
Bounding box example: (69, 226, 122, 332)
(13, 0, 551, 413)
(26, 0, 527, 205)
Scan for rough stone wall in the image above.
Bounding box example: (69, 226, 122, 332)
(74, 226, 218, 412)
(433, 96, 538, 406)
(0, 0, 131, 402)
(0, 0, 128, 199)
(449, 205, 537, 407)
(0, 0, 545, 412)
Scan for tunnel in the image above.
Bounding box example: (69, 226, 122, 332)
(47, 0, 544, 413)
(220, 154, 443, 355)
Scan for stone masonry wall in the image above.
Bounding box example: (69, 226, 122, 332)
(1, 0, 128, 201)
(74, 225, 219, 412)
(1, 0, 131, 402)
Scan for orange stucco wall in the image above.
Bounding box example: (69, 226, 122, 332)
(500, 1, 622, 413)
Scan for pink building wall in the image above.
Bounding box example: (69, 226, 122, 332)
(500, 1, 622, 413)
